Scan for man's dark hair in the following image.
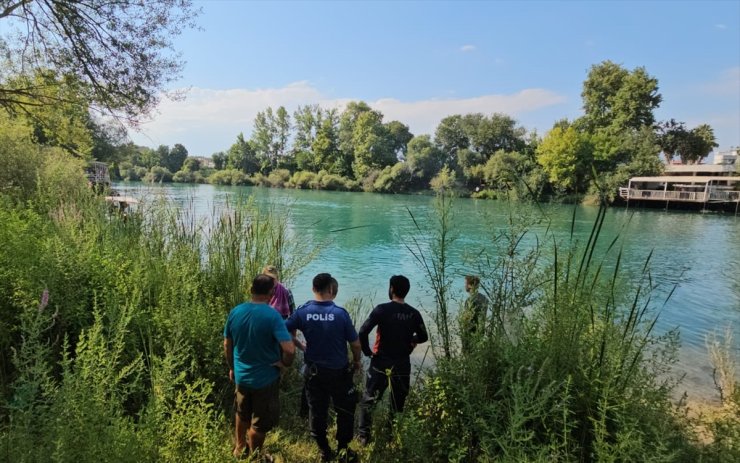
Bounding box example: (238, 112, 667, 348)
(390, 275, 410, 298)
(313, 273, 333, 294)
(251, 274, 275, 296)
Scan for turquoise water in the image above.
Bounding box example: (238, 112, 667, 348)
(114, 182, 740, 401)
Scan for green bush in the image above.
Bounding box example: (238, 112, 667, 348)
(144, 166, 173, 183)
(267, 168, 291, 188)
(289, 170, 318, 189)
(172, 170, 205, 184)
(207, 168, 250, 186)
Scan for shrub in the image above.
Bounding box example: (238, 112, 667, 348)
(172, 170, 205, 184)
(289, 170, 318, 189)
(207, 169, 250, 186)
(267, 168, 291, 188)
(144, 166, 173, 183)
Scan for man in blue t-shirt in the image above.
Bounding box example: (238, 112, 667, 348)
(286, 273, 361, 462)
(224, 274, 295, 459)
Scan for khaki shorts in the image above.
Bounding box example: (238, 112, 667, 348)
(234, 379, 280, 433)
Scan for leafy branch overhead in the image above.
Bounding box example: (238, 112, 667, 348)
(0, 0, 199, 124)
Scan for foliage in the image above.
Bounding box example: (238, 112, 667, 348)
(143, 166, 173, 183)
(387, 203, 698, 462)
(657, 120, 719, 164)
(430, 166, 458, 194)
(536, 125, 593, 192)
(0, 0, 199, 123)
(172, 170, 205, 184)
(2, 71, 95, 156)
(207, 169, 251, 186)
(266, 168, 292, 188)
(405, 135, 446, 186)
(581, 60, 662, 132)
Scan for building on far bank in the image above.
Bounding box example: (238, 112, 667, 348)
(619, 148, 740, 212)
(191, 156, 215, 169)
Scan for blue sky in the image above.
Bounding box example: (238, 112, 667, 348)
(131, 0, 740, 157)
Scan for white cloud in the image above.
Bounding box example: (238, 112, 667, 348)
(129, 82, 566, 155)
(460, 44, 476, 52)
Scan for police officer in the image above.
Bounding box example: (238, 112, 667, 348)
(286, 273, 361, 462)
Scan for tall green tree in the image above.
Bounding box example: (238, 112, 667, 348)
(4, 71, 95, 156)
(405, 135, 446, 186)
(308, 113, 342, 174)
(212, 152, 227, 170)
(293, 104, 322, 154)
(227, 133, 258, 173)
(656, 120, 718, 164)
(582, 60, 661, 132)
(351, 110, 395, 179)
(0, 0, 199, 123)
(536, 124, 593, 192)
(434, 114, 469, 167)
(251, 106, 291, 172)
(338, 101, 374, 175)
(168, 143, 188, 173)
(385, 120, 414, 158)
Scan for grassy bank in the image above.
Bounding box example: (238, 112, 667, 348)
(0, 155, 737, 461)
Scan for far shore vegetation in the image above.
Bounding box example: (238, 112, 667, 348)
(103, 61, 719, 205)
(1, 3, 737, 462)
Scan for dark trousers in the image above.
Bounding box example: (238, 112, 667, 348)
(358, 357, 411, 439)
(305, 364, 357, 453)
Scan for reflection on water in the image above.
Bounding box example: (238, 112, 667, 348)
(114, 182, 740, 401)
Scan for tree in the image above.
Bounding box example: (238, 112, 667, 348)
(536, 125, 593, 192)
(434, 114, 469, 167)
(251, 106, 291, 172)
(385, 120, 413, 158)
(351, 110, 395, 179)
(0, 0, 199, 123)
(182, 157, 200, 172)
(4, 70, 95, 156)
(307, 114, 342, 173)
(657, 120, 718, 164)
(293, 104, 322, 154)
(156, 145, 170, 168)
(656, 119, 687, 163)
(212, 152, 227, 170)
(679, 124, 718, 164)
(405, 135, 446, 185)
(227, 133, 258, 173)
(167, 143, 188, 173)
(338, 101, 374, 176)
(582, 61, 661, 132)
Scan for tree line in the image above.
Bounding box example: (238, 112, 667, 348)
(96, 61, 718, 203)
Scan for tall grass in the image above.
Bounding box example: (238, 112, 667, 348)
(388, 195, 697, 462)
(0, 184, 314, 461)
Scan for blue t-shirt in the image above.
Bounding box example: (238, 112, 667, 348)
(285, 300, 358, 369)
(224, 301, 292, 389)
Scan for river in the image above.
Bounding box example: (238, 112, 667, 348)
(114, 182, 740, 402)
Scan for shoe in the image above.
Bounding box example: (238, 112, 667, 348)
(336, 448, 358, 463)
(357, 435, 370, 447)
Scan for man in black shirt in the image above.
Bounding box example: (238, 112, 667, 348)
(357, 275, 428, 445)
